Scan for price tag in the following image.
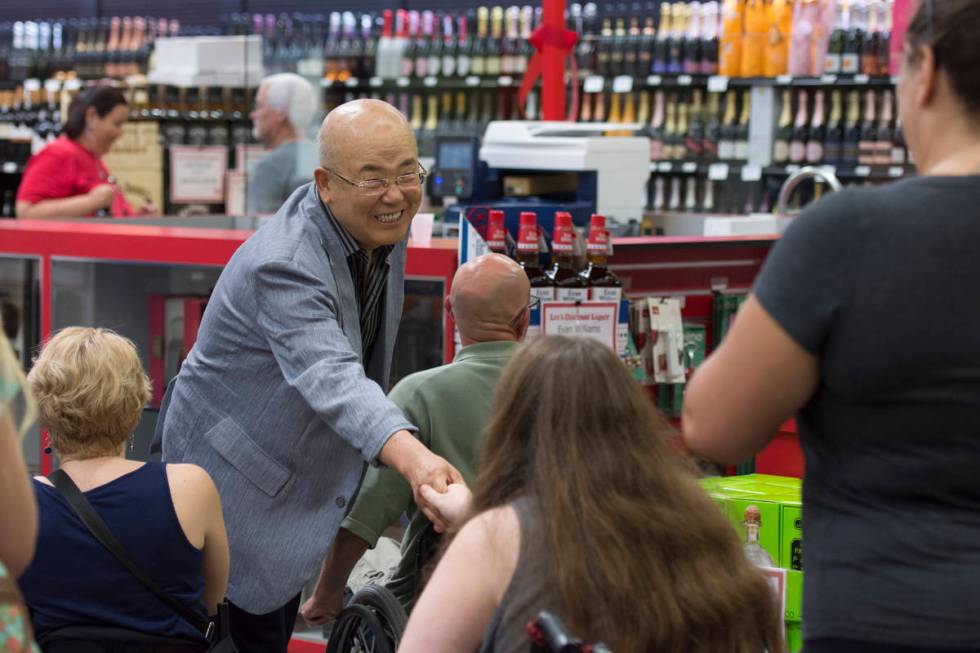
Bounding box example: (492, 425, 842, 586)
(465, 75, 481, 87)
(677, 74, 693, 86)
(345, 77, 360, 87)
(612, 75, 633, 93)
(423, 76, 438, 87)
(820, 74, 837, 84)
(44, 78, 62, 92)
(63, 78, 83, 91)
(854, 165, 871, 177)
(23, 78, 41, 92)
(888, 166, 905, 178)
(854, 74, 870, 84)
(584, 75, 604, 93)
(369, 76, 383, 87)
(646, 75, 662, 87)
(776, 75, 793, 85)
(2, 161, 17, 174)
(657, 162, 673, 173)
(708, 163, 730, 181)
(785, 164, 801, 175)
(819, 165, 837, 177)
(707, 75, 729, 93)
(498, 75, 514, 87)
(741, 164, 762, 181)
(890, 75, 899, 85)
(396, 77, 410, 87)
(682, 162, 698, 173)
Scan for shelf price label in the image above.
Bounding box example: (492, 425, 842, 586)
(741, 164, 763, 181)
(497, 75, 514, 87)
(465, 75, 481, 87)
(2, 162, 17, 174)
(584, 75, 604, 93)
(854, 165, 871, 177)
(820, 74, 837, 84)
(396, 77, 410, 87)
(682, 162, 698, 173)
(345, 77, 360, 87)
(646, 75, 662, 87)
(708, 163, 730, 181)
(369, 77, 383, 87)
(854, 74, 870, 84)
(423, 76, 438, 87)
(677, 74, 693, 86)
(657, 162, 673, 173)
(776, 75, 793, 85)
(888, 166, 905, 177)
(612, 75, 633, 93)
(707, 75, 729, 93)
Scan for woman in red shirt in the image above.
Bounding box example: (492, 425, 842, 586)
(16, 86, 152, 219)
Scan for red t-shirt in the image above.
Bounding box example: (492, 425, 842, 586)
(16, 136, 134, 217)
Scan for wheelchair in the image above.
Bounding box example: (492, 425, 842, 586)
(325, 585, 407, 653)
(527, 612, 611, 653)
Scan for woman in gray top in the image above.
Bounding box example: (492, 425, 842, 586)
(683, 2, 980, 651)
(400, 336, 784, 652)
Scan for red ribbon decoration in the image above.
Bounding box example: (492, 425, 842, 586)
(518, 24, 580, 122)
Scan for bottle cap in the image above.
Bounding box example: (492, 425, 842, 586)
(517, 211, 538, 251)
(587, 214, 609, 253)
(552, 211, 574, 253)
(487, 210, 506, 251)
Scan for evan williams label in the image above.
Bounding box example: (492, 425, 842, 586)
(486, 225, 506, 250)
(587, 229, 609, 254)
(552, 226, 574, 252)
(517, 223, 538, 251)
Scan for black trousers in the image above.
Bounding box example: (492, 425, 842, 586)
(227, 594, 302, 653)
(805, 639, 980, 653)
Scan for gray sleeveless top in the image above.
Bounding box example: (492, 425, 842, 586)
(479, 496, 556, 653)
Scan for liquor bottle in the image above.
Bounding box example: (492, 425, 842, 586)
(741, 0, 767, 77)
(486, 209, 508, 254)
(580, 92, 593, 122)
(683, 1, 702, 75)
(891, 118, 906, 166)
(663, 98, 679, 160)
(472, 8, 488, 76)
(516, 211, 557, 301)
(651, 176, 666, 211)
(824, 0, 846, 75)
(427, 11, 443, 78)
(857, 90, 877, 166)
(375, 10, 395, 79)
(684, 177, 699, 212)
(648, 90, 665, 160)
(652, 2, 671, 74)
(734, 90, 750, 161)
(638, 15, 656, 76)
(687, 90, 705, 161)
(773, 89, 792, 165)
(549, 211, 589, 301)
(637, 87, 651, 123)
(518, 5, 533, 75)
(439, 14, 456, 78)
(577, 3, 599, 77)
(457, 15, 472, 77)
(807, 90, 826, 164)
(841, 0, 864, 75)
(764, 0, 792, 77)
(623, 91, 637, 126)
(581, 214, 622, 302)
(414, 11, 431, 78)
(703, 179, 716, 212)
(718, 91, 737, 161)
(596, 17, 613, 77)
(719, 0, 743, 77)
(788, 90, 808, 164)
(702, 91, 721, 161)
(668, 2, 685, 74)
(743, 506, 776, 567)
(626, 11, 643, 77)
(486, 6, 503, 76)
(610, 16, 627, 76)
(876, 0, 891, 76)
(594, 90, 607, 122)
(824, 90, 844, 165)
(700, 1, 720, 75)
(875, 89, 894, 165)
(668, 176, 682, 210)
(842, 90, 861, 165)
(410, 93, 423, 130)
(608, 91, 622, 123)
(862, 0, 880, 75)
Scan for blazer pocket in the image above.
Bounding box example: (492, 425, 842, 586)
(207, 416, 292, 498)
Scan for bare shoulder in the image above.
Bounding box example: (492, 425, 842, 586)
(454, 505, 520, 600)
(166, 463, 219, 501)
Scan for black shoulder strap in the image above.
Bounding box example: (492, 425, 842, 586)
(49, 468, 210, 635)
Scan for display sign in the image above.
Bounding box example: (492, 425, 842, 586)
(170, 146, 228, 204)
(225, 170, 247, 215)
(234, 144, 270, 173)
(540, 301, 618, 349)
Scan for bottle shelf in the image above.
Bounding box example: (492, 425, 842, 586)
(646, 160, 915, 181)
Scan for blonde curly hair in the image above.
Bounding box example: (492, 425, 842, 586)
(28, 327, 151, 459)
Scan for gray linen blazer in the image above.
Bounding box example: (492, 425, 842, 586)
(160, 183, 414, 613)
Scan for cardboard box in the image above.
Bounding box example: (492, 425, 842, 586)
(503, 173, 578, 197)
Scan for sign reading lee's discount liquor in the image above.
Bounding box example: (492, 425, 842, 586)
(540, 302, 618, 350)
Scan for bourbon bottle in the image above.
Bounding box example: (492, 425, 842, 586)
(581, 214, 622, 303)
(548, 211, 588, 302)
(516, 211, 556, 301)
(486, 209, 507, 254)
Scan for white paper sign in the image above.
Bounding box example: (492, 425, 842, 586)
(170, 146, 228, 204)
(541, 301, 618, 350)
(234, 144, 270, 173)
(225, 170, 247, 215)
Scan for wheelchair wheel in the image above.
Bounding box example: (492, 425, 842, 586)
(327, 585, 407, 653)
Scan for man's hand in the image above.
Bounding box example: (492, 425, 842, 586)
(300, 588, 345, 627)
(302, 528, 370, 626)
(419, 482, 472, 532)
(379, 430, 463, 531)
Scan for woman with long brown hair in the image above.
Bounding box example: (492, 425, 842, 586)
(399, 336, 783, 652)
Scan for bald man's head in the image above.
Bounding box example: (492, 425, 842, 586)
(449, 254, 531, 345)
(313, 99, 421, 252)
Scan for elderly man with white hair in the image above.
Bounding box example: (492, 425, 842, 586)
(246, 73, 320, 214)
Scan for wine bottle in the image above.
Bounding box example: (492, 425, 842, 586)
(414, 11, 431, 78)
(857, 90, 877, 166)
(823, 90, 844, 165)
(668, 175, 681, 210)
(610, 16, 627, 76)
(471, 7, 488, 76)
(683, 1, 702, 75)
(718, 91, 737, 161)
(517, 6, 533, 75)
(580, 91, 593, 122)
(652, 2, 671, 74)
(841, 0, 864, 75)
(687, 90, 705, 161)
(594, 90, 607, 122)
(579, 3, 599, 77)
(637, 87, 651, 123)
(734, 90, 750, 162)
(875, 89, 894, 166)
(684, 176, 698, 212)
(702, 91, 721, 161)
(702, 179, 716, 211)
(596, 17, 613, 77)
(862, 0, 880, 75)
(649, 90, 665, 159)
(486, 6, 503, 76)
(806, 90, 826, 164)
(891, 118, 906, 166)
(440, 14, 457, 78)
(701, 1, 720, 75)
(668, 2, 685, 75)
(663, 97, 679, 160)
(638, 15, 656, 76)
(824, 0, 845, 75)
(773, 89, 792, 165)
(652, 176, 666, 211)
(842, 90, 861, 165)
(877, 0, 891, 76)
(549, 211, 589, 301)
(788, 90, 808, 164)
(427, 11, 443, 78)
(609, 91, 623, 123)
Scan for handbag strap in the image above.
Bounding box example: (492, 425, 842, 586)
(49, 468, 210, 636)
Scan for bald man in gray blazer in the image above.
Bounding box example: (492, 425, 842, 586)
(158, 100, 461, 653)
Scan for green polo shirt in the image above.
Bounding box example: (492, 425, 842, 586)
(342, 340, 520, 611)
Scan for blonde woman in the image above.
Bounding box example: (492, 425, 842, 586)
(17, 327, 229, 649)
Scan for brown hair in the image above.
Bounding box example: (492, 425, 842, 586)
(27, 327, 150, 459)
(471, 336, 784, 653)
(62, 85, 127, 140)
(905, 0, 980, 114)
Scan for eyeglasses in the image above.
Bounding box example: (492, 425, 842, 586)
(325, 164, 428, 196)
(528, 295, 541, 311)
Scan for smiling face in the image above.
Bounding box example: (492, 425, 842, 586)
(315, 102, 421, 251)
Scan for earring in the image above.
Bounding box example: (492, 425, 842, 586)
(129, 436, 135, 453)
